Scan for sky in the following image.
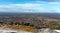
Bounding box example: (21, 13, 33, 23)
(0, 0, 60, 13)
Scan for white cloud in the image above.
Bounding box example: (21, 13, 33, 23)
(0, 3, 43, 12)
(48, 2, 60, 4)
(0, 4, 42, 8)
(0, 3, 60, 13)
(11, 4, 42, 7)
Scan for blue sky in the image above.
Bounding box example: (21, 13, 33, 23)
(0, 0, 60, 13)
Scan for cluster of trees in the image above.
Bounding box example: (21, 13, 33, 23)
(46, 22, 60, 30)
(0, 21, 42, 29)
(0, 21, 60, 30)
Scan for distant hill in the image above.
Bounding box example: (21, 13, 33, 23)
(0, 12, 60, 19)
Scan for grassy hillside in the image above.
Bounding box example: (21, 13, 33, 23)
(3, 25, 37, 33)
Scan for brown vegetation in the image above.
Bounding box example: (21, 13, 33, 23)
(3, 25, 37, 33)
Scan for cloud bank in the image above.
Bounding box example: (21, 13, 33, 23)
(0, 4, 43, 12)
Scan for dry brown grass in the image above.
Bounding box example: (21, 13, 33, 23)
(3, 25, 37, 33)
